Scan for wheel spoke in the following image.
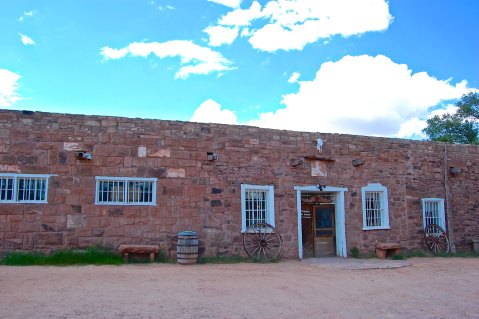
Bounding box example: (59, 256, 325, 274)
(243, 223, 282, 261)
(424, 224, 449, 253)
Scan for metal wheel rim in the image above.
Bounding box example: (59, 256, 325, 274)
(243, 223, 283, 262)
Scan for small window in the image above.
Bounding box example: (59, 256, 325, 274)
(361, 183, 390, 230)
(0, 174, 52, 203)
(422, 198, 446, 230)
(241, 184, 275, 232)
(95, 177, 157, 206)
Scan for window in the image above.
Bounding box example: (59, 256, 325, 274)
(422, 198, 446, 230)
(0, 174, 52, 203)
(95, 177, 157, 205)
(361, 183, 390, 230)
(241, 184, 275, 232)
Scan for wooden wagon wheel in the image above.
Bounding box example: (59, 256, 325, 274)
(243, 223, 283, 262)
(424, 224, 450, 253)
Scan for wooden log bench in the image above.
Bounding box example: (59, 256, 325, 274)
(375, 242, 401, 259)
(118, 244, 160, 263)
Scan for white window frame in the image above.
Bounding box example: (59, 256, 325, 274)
(361, 183, 390, 230)
(0, 173, 53, 204)
(241, 184, 275, 232)
(421, 198, 446, 230)
(95, 176, 157, 206)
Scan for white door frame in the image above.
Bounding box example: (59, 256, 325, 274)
(294, 185, 348, 259)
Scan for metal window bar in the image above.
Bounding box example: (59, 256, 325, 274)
(98, 179, 154, 204)
(98, 180, 124, 203)
(245, 190, 267, 227)
(127, 181, 153, 204)
(365, 191, 383, 227)
(17, 177, 46, 202)
(0, 177, 14, 201)
(424, 201, 439, 227)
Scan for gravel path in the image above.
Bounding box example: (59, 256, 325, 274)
(1, 257, 478, 319)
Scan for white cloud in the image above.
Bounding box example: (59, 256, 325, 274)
(246, 55, 471, 137)
(207, 0, 393, 52)
(396, 104, 459, 139)
(19, 33, 35, 46)
(158, 5, 175, 11)
(204, 25, 239, 46)
(208, 0, 242, 9)
(219, 1, 263, 26)
(191, 99, 238, 124)
(100, 40, 234, 79)
(288, 72, 300, 83)
(0, 69, 22, 107)
(396, 118, 428, 139)
(18, 10, 36, 22)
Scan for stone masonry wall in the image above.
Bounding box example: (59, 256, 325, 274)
(0, 110, 478, 257)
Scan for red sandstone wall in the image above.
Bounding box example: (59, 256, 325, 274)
(0, 110, 477, 257)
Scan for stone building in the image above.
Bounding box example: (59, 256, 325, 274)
(0, 110, 478, 258)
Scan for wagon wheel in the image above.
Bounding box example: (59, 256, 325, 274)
(243, 223, 283, 262)
(424, 224, 450, 253)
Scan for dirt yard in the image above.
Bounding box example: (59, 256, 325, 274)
(0, 257, 478, 319)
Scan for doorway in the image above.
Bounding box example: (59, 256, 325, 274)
(301, 194, 336, 257)
(294, 185, 348, 258)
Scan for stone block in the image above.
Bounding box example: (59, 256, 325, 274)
(63, 142, 83, 151)
(148, 148, 171, 158)
(35, 233, 64, 247)
(67, 214, 86, 229)
(18, 223, 42, 233)
(93, 144, 116, 156)
(138, 146, 147, 157)
(166, 168, 186, 178)
(0, 164, 21, 173)
(11, 142, 35, 154)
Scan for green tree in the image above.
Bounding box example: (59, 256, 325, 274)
(423, 92, 479, 144)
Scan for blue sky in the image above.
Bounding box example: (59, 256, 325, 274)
(1, 0, 478, 139)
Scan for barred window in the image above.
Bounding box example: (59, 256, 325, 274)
(422, 198, 446, 230)
(361, 183, 390, 230)
(95, 177, 157, 206)
(241, 184, 274, 231)
(0, 174, 51, 203)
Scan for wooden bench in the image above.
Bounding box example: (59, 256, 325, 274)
(375, 242, 401, 259)
(118, 244, 160, 263)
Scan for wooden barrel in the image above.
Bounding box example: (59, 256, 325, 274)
(177, 231, 198, 264)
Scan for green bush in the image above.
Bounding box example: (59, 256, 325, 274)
(1, 246, 123, 266)
(349, 247, 360, 258)
(156, 250, 176, 264)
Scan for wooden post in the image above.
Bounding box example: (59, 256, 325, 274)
(444, 144, 456, 253)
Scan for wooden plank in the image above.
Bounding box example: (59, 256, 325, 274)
(118, 244, 159, 254)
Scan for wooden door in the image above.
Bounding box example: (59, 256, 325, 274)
(314, 205, 336, 257)
(301, 205, 314, 258)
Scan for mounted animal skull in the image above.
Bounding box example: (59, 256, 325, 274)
(316, 138, 324, 152)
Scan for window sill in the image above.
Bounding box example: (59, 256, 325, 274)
(362, 226, 391, 231)
(94, 202, 157, 206)
(0, 201, 48, 204)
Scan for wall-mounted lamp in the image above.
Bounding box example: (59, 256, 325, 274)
(352, 159, 365, 167)
(76, 152, 92, 160)
(290, 158, 303, 167)
(449, 167, 462, 175)
(317, 184, 325, 191)
(207, 152, 218, 161)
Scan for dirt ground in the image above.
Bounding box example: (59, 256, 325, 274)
(1, 257, 478, 319)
